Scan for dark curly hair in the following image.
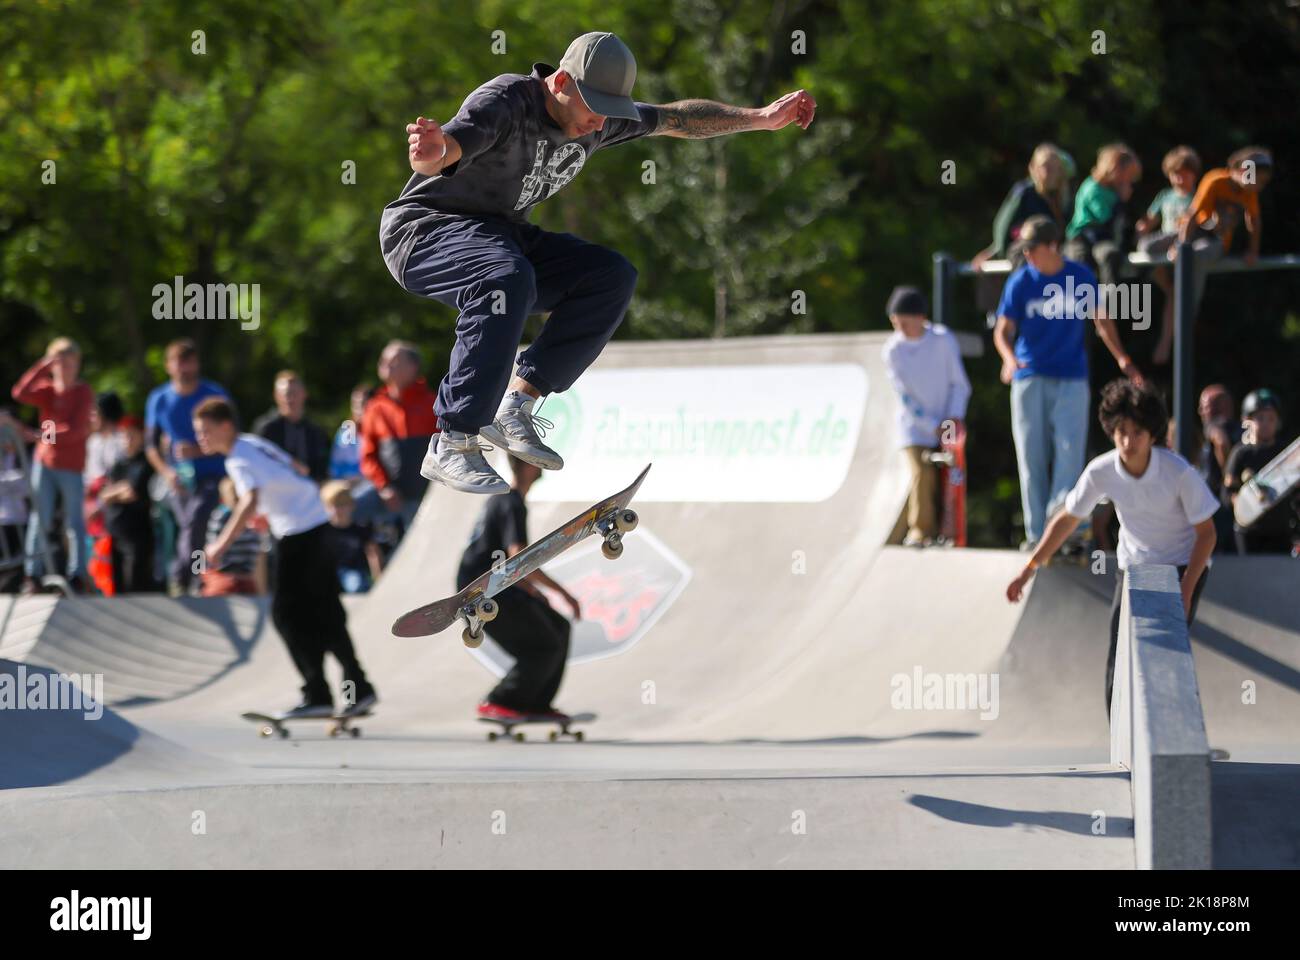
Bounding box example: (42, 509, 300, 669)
(1098, 379, 1168, 442)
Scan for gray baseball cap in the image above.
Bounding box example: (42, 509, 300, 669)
(557, 32, 640, 120)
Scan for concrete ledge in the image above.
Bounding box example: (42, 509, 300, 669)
(1110, 564, 1211, 869)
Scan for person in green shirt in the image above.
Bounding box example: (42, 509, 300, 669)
(1064, 143, 1142, 287)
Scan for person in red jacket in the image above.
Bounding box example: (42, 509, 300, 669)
(11, 337, 95, 593)
(357, 340, 440, 536)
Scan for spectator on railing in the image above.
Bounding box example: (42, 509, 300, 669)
(1195, 384, 1241, 553)
(973, 143, 1075, 270)
(1176, 146, 1273, 317)
(881, 286, 971, 547)
(251, 370, 331, 483)
(1064, 144, 1142, 287)
(971, 144, 1075, 323)
(1005, 380, 1217, 712)
(98, 416, 159, 594)
(11, 337, 95, 594)
(1222, 388, 1294, 555)
(1135, 146, 1201, 366)
(144, 338, 231, 594)
(994, 216, 1144, 549)
(358, 341, 439, 537)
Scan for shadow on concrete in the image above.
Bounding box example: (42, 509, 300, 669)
(1212, 761, 1300, 868)
(0, 659, 138, 789)
(908, 793, 1134, 838)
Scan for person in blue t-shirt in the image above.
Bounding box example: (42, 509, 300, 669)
(993, 216, 1143, 548)
(144, 338, 231, 593)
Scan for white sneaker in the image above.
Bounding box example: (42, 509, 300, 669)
(420, 431, 509, 495)
(478, 392, 564, 470)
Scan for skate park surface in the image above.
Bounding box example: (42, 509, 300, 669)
(2, 334, 1297, 869)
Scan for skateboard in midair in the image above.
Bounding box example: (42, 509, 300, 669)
(479, 711, 596, 743)
(391, 463, 651, 644)
(1233, 436, 1300, 534)
(240, 710, 372, 739)
(925, 421, 967, 547)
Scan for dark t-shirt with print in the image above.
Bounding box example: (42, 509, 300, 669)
(1224, 440, 1294, 535)
(380, 62, 659, 283)
(104, 452, 154, 540)
(458, 490, 528, 587)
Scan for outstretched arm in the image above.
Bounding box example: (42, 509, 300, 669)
(652, 89, 816, 139)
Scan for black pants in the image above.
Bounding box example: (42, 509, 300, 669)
(110, 526, 156, 593)
(458, 574, 569, 713)
(1105, 564, 1208, 713)
(172, 475, 221, 590)
(273, 523, 373, 706)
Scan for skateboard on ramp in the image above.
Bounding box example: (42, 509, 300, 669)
(391, 464, 651, 645)
(926, 421, 967, 547)
(241, 710, 371, 739)
(1233, 437, 1300, 534)
(480, 712, 596, 742)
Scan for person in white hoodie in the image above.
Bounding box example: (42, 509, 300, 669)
(882, 286, 972, 546)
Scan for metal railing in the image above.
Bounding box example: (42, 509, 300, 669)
(931, 249, 1300, 459)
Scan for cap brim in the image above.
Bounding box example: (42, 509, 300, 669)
(573, 78, 641, 120)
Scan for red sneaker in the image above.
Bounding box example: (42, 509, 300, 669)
(476, 701, 530, 722)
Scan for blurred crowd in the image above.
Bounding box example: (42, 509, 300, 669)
(1, 337, 441, 596)
(886, 140, 1295, 555)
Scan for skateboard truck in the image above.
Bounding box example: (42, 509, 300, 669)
(458, 596, 499, 648)
(597, 508, 639, 559)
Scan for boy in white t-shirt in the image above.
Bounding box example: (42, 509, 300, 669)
(193, 397, 377, 719)
(1005, 380, 1217, 710)
(881, 286, 971, 546)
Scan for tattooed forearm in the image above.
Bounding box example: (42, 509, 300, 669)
(652, 100, 763, 139)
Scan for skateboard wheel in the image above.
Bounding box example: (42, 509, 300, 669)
(476, 598, 499, 622)
(278, 728, 289, 740)
(259, 726, 273, 738)
(614, 509, 638, 534)
(487, 731, 498, 742)
(548, 730, 558, 742)
(514, 732, 525, 742)
(601, 537, 623, 560)
(350, 727, 361, 738)
(328, 726, 340, 738)
(462, 626, 484, 648)
(574, 731, 584, 742)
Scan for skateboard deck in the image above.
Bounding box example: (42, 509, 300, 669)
(926, 422, 967, 547)
(391, 463, 651, 643)
(479, 712, 596, 742)
(241, 710, 371, 739)
(1234, 437, 1300, 531)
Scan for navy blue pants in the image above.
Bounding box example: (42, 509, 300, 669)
(401, 217, 639, 433)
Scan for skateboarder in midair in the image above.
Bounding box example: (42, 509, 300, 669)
(458, 454, 579, 723)
(381, 31, 816, 494)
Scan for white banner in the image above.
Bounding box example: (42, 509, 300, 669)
(525, 364, 867, 503)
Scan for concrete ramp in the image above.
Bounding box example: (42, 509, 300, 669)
(2, 332, 1297, 867)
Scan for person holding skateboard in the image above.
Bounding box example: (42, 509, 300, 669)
(193, 398, 378, 720)
(1005, 380, 1218, 713)
(881, 286, 971, 546)
(458, 454, 580, 723)
(381, 31, 816, 494)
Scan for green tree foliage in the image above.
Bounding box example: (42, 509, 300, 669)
(2, 0, 1297, 545)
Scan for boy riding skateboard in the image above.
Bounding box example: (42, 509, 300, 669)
(458, 455, 581, 724)
(194, 398, 378, 719)
(380, 31, 816, 493)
